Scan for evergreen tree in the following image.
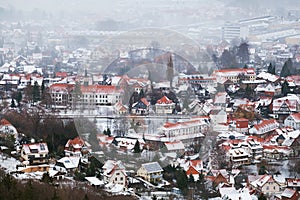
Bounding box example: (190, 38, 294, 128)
(16, 91, 22, 106)
(220, 49, 237, 68)
(281, 80, 290, 96)
(237, 42, 249, 64)
(188, 174, 195, 183)
(267, 63, 276, 75)
(176, 169, 188, 194)
(280, 58, 293, 77)
(133, 140, 141, 153)
(10, 99, 16, 108)
(41, 80, 45, 100)
(32, 81, 40, 102)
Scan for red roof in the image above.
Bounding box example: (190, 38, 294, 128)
(156, 96, 173, 104)
(290, 112, 300, 122)
(253, 119, 278, 131)
(65, 137, 85, 148)
(186, 166, 199, 175)
(0, 119, 12, 126)
(213, 68, 255, 74)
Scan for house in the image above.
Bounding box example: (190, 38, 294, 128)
(64, 137, 91, 157)
(159, 118, 207, 144)
(0, 118, 18, 137)
(114, 102, 128, 115)
(280, 188, 300, 200)
(211, 68, 256, 84)
(286, 178, 300, 191)
(155, 95, 175, 114)
(263, 145, 292, 160)
(249, 174, 281, 196)
(232, 118, 249, 134)
(20, 142, 49, 172)
(273, 94, 300, 118)
(49, 83, 123, 109)
(114, 137, 145, 152)
(227, 148, 251, 167)
(257, 71, 280, 84)
(181, 159, 204, 181)
(131, 98, 150, 115)
(206, 169, 230, 188)
(137, 162, 163, 184)
(246, 137, 263, 160)
(284, 112, 300, 130)
(85, 177, 104, 187)
(249, 119, 279, 136)
(56, 156, 81, 173)
(102, 160, 127, 189)
(164, 141, 185, 154)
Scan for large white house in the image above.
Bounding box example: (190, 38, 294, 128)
(159, 117, 208, 144)
(49, 83, 123, 109)
(211, 68, 256, 83)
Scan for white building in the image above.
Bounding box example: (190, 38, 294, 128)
(284, 112, 300, 130)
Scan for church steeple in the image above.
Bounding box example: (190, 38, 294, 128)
(84, 67, 89, 86)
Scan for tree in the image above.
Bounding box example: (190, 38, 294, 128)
(280, 58, 293, 77)
(33, 81, 40, 103)
(166, 54, 174, 89)
(237, 42, 249, 64)
(258, 194, 267, 200)
(220, 49, 237, 68)
(258, 165, 267, 175)
(188, 174, 195, 183)
(10, 98, 16, 108)
(133, 140, 141, 153)
(281, 80, 290, 96)
(41, 172, 53, 184)
(176, 169, 188, 194)
(16, 91, 22, 106)
(267, 63, 276, 75)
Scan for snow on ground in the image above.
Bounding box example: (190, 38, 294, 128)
(0, 153, 21, 173)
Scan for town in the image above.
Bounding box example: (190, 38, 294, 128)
(0, 1, 300, 200)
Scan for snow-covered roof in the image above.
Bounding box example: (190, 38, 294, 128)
(141, 162, 163, 173)
(281, 188, 297, 198)
(219, 187, 252, 200)
(57, 156, 80, 169)
(85, 177, 104, 186)
(164, 141, 185, 151)
(257, 71, 280, 82)
(22, 143, 49, 154)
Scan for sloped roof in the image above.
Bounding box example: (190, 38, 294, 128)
(288, 112, 300, 122)
(281, 188, 297, 198)
(156, 96, 173, 104)
(141, 162, 163, 173)
(57, 156, 80, 169)
(22, 143, 49, 154)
